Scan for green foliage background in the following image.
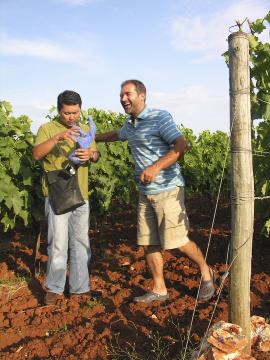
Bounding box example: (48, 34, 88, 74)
(249, 12, 270, 234)
(0, 12, 269, 235)
(0, 101, 230, 232)
(180, 128, 230, 202)
(0, 101, 43, 231)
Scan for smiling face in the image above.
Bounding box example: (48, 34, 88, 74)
(59, 104, 81, 128)
(120, 83, 145, 118)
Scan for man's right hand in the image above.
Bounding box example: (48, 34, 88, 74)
(55, 126, 81, 143)
(33, 126, 81, 160)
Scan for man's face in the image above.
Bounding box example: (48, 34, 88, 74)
(120, 83, 145, 117)
(59, 104, 81, 128)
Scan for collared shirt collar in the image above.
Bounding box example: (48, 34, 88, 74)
(127, 106, 149, 124)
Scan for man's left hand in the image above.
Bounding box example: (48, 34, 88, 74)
(74, 148, 99, 163)
(140, 165, 160, 184)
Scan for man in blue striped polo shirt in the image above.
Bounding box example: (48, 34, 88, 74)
(95, 79, 215, 303)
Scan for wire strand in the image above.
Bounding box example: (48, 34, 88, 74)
(183, 98, 237, 359)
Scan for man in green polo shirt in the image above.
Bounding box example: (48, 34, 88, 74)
(33, 90, 99, 305)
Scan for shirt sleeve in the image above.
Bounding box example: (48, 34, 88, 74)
(117, 122, 128, 141)
(34, 125, 50, 146)
(158, 111, 183, 144)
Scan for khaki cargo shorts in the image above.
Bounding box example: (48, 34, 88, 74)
(137, 186, 190, 250)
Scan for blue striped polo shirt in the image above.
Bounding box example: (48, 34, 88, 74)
(117, 107, 185, 195)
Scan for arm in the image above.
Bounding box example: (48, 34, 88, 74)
(33, 127, 80, 160)
(95, 131, 120, 143)
(140, 136, 189, 184)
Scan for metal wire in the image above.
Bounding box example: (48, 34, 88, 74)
(230, 87, 250, 96)
(183, 98, 237, 360)
(184, 70, 267, 357)
(257, 97, 270, 105)
(186, 86, 258, 358)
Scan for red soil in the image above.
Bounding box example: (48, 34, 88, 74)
(0, 198, 269, 359)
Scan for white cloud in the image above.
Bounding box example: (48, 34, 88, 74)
(0, 33, 85, 63)
(149, 86, 229, 134)
(169, 0, 269, 61)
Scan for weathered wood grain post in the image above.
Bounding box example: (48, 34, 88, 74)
(229, 31, 254, 354)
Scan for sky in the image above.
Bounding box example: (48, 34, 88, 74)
(0, 0, 269, 134)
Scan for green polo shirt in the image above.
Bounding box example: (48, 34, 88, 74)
(35, 119, 97, 199)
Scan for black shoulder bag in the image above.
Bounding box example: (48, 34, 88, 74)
(46, 165, 85, 215)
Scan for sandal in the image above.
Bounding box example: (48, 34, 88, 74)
(198, 267, 216, 302)
(133, 291, 169, 303)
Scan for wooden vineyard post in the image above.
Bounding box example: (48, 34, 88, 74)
(228, 31, 254, 354)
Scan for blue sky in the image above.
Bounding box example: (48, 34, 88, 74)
(0, 0, 269, 134)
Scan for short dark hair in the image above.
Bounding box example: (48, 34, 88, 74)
(121, 79, 146, 96)
(57, 90, 82, 112)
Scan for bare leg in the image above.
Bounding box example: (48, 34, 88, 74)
(179, 239, 211, 281)
(144, 245, 167, 295)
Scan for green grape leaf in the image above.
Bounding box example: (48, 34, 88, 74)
(251, 19, 266, 34)
(9, 157, 20, 175)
